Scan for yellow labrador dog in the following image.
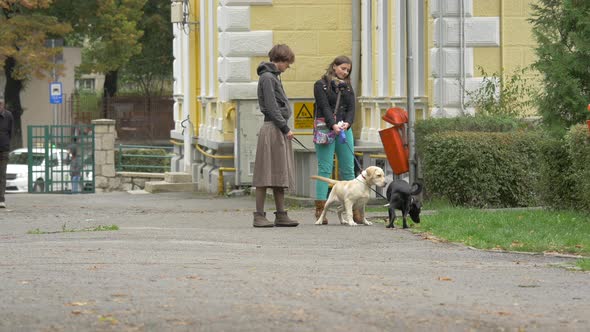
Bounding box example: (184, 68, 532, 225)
(311, 166, 387, 226)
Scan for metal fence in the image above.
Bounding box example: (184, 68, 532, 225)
(67, 94, 174, 143)
(116, 144, 173, 173)
(26, 124, 95, 194)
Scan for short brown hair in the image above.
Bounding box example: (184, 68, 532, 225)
(268, 44, 295, 64)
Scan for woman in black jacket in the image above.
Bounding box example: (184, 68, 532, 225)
(313, 56, 358, 224)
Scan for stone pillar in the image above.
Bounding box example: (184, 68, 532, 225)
(92, 119, 118, 191)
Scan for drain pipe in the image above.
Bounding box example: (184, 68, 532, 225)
(351, 0, 361, 96)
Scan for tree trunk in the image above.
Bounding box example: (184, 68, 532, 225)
(101, 70, 118, 118)
(4, 57, 24, 150)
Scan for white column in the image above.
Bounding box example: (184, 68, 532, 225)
(172, 25, 183, 133)
(377, 0, 389, 97)
(361, 0, 372, 97)
(208, 0, 216, 97)
(394, 0, 406, 97)
(182, 26, 192, 172)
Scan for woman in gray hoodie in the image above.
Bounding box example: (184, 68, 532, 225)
(251, 44, 299, 228)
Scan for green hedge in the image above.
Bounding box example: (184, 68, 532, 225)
(421, 131, 544, 208)
(539, 125, 590, 212)
(415, 115, 527, 139)
(538, 138, 578, 210)
(568, 125, 590, 212)
(115, 148, 171, 173)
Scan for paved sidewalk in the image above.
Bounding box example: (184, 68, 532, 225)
(0, 192, 588, 331)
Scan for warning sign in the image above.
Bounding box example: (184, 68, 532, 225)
(294, 102, 314, 129)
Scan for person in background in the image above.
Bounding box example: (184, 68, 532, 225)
(251, 44, 299, 228)
(313, 56, 362, 224)
(69, 148, 82, 193)
(0, 96, 14, 209)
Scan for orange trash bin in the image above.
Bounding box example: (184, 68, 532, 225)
(379, 107, 409, 175)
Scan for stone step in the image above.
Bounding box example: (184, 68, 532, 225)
(144, 181, 197, 193)
(164, 172, 193, 183)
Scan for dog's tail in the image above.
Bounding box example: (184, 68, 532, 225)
(411, 182, 423, 195)
(310, 175, 338, 185)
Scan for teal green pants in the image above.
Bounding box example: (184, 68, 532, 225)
(315, 129, 355, 200)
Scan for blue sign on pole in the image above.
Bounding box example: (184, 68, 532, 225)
(49, 82, 63, 104)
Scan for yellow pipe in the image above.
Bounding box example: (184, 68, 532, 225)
(369, 154, 387, 159)
(218, 167, 236, 195)
(170, 139, 183, 146)
(170, 140, 235, 194)
(169, 139, 234, 160)
(194, 143, 234, 160)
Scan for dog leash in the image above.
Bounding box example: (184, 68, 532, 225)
(292, 136, 314, 153)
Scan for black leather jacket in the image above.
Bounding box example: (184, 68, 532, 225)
(313, 78, 355, 131)
(0, 109, 13, 152)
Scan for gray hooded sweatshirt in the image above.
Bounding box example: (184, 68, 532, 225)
(257, 62, 291, 134)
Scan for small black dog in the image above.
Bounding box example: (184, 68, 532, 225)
(385, 180, 423, 229)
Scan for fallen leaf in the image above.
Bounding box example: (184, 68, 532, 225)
(438, 277, 452, 281)
(497, 311, 511, 316)
(66, 302, 89, 307)
(71, 310, 82, 315)
(99, 315, 118, 325)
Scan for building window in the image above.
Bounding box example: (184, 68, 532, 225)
(76, 79, 95, 92)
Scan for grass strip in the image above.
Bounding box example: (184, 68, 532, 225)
(412, 207, 589, 258)
(27, 224, 119, 234)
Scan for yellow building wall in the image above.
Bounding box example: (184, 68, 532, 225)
(425, 0, 538, 114)
(251, 1, 353, 98)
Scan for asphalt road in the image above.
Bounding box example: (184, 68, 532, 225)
(0, 192, 588, 332)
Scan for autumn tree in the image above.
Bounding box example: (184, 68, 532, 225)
(120, 0, 173, 99)
(0, 0, 71, 148)
(50, 0, 146, 115)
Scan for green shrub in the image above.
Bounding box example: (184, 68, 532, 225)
(566, 125, 590, 212)
(465, 66, 535, 118)
(415, 115, 525, 135)
(538, 125, 590, 212)
(115, 148, 171, 173)
(421, 131, 544, 208)
(538, 138, 578, 210)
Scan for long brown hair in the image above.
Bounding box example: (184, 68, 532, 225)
(322, 55, 352, 84)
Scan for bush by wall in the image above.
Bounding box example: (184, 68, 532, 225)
(115, 148, 171, 173)
(538, 138, 578, 210)
(421, 131, 544, 208)
(415, 115, 526, 137)
(567, 125, 590, 212)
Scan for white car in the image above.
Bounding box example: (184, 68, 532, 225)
(6, 147, 73, 193)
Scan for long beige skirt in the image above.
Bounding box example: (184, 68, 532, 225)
(252, 122, 296, 191)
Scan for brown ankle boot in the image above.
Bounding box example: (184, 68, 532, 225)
(315, 200, 328, 224)
(253, 212, 274, 228)
(274, 211, 299, 227)
(352, 208, 364, 224)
